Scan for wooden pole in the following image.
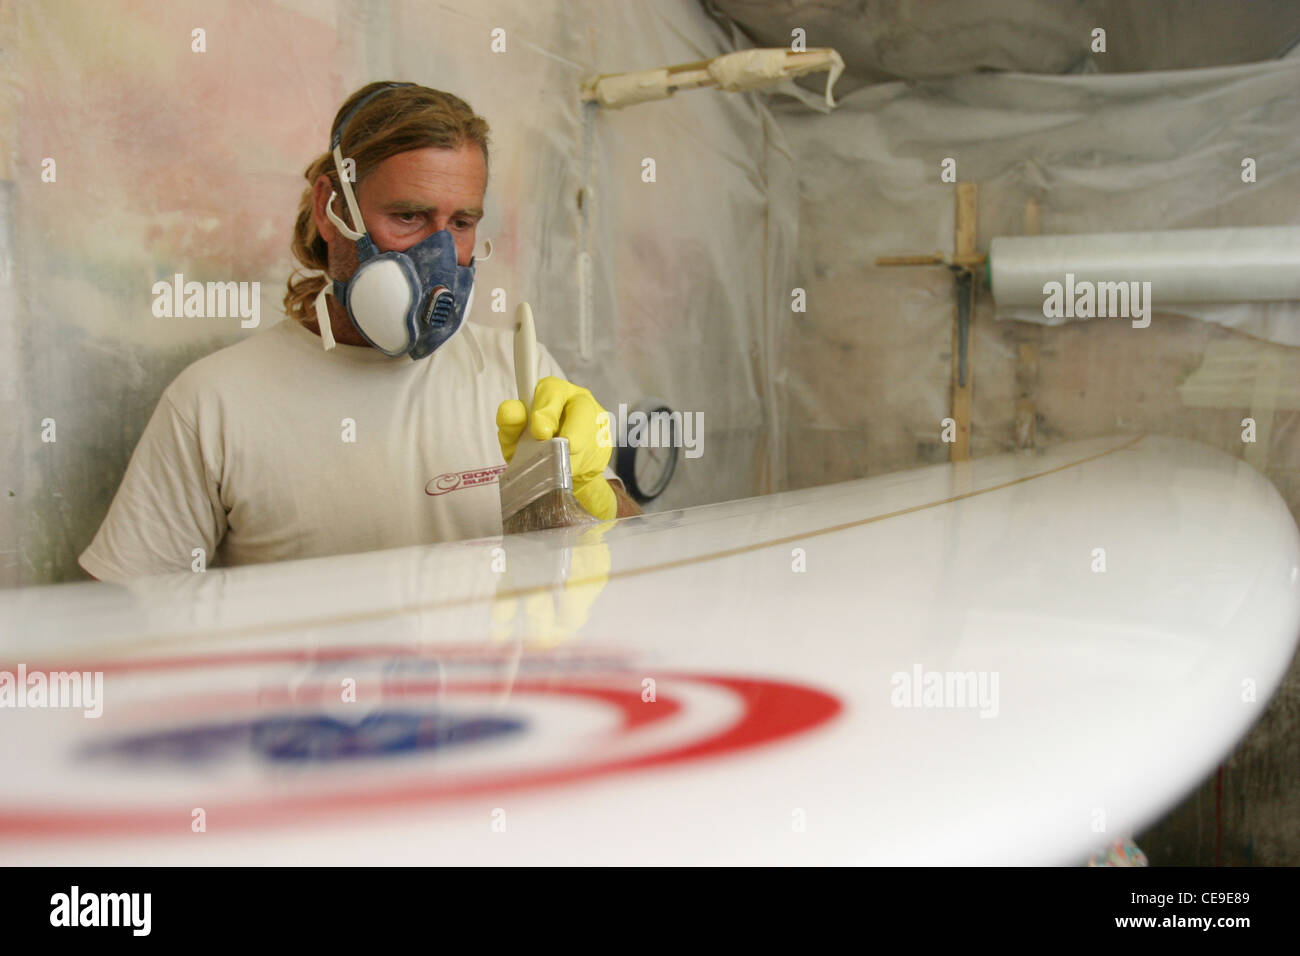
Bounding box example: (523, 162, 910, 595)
(1015, 198, 1042, 450)
(950, 183, 977, 462)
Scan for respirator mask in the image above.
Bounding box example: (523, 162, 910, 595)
(313, 82, 488, 360)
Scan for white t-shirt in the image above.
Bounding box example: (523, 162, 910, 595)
(79, 317, 605, 582)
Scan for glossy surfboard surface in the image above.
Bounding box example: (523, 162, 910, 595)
(1, 434, 1297, 864)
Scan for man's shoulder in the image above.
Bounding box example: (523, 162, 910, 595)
(165, 319, 301, 408)
(464, 321, 513, 355)
(463, 321, 564, 377)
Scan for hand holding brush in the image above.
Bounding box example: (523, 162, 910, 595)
(497, 303, 609, 533)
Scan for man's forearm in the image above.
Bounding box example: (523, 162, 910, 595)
(611, 479, 642, 517)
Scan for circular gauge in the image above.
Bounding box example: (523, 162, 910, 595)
(614, 399, 680, 504)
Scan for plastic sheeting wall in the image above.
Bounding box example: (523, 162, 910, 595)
(0, 0, 797, 587)
(772, 58, 1300, 494)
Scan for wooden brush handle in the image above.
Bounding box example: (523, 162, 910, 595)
(514, 302, 539, 416)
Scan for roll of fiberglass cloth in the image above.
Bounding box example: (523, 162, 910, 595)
(987, 226, 1300, 306)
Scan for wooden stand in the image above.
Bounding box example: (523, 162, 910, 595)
(876, 183, 985, 464)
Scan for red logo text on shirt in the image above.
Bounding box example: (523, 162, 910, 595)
(425, 464, 507, 496)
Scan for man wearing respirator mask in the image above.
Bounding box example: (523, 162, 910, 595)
(79, 82, 637, 582)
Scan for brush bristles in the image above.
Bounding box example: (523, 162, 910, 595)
(502, 488, 595, 535)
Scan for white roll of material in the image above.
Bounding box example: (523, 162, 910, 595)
(987, 227, 1300, 306)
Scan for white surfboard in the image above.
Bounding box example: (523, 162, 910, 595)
(1, 434, 1296, 864)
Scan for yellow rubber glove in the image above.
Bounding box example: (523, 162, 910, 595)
(496, 377, 616, 520)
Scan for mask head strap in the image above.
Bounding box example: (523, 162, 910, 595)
(313, 281, 337, 351)
(325, 190, 363, 242)
(329, 82, 417, 239)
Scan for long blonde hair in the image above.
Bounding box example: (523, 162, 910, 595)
(283, 82, 491, 324)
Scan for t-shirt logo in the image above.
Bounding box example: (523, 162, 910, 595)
(425, 465, 507, 496)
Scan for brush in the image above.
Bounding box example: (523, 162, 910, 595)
(499, 302, 595, 534)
